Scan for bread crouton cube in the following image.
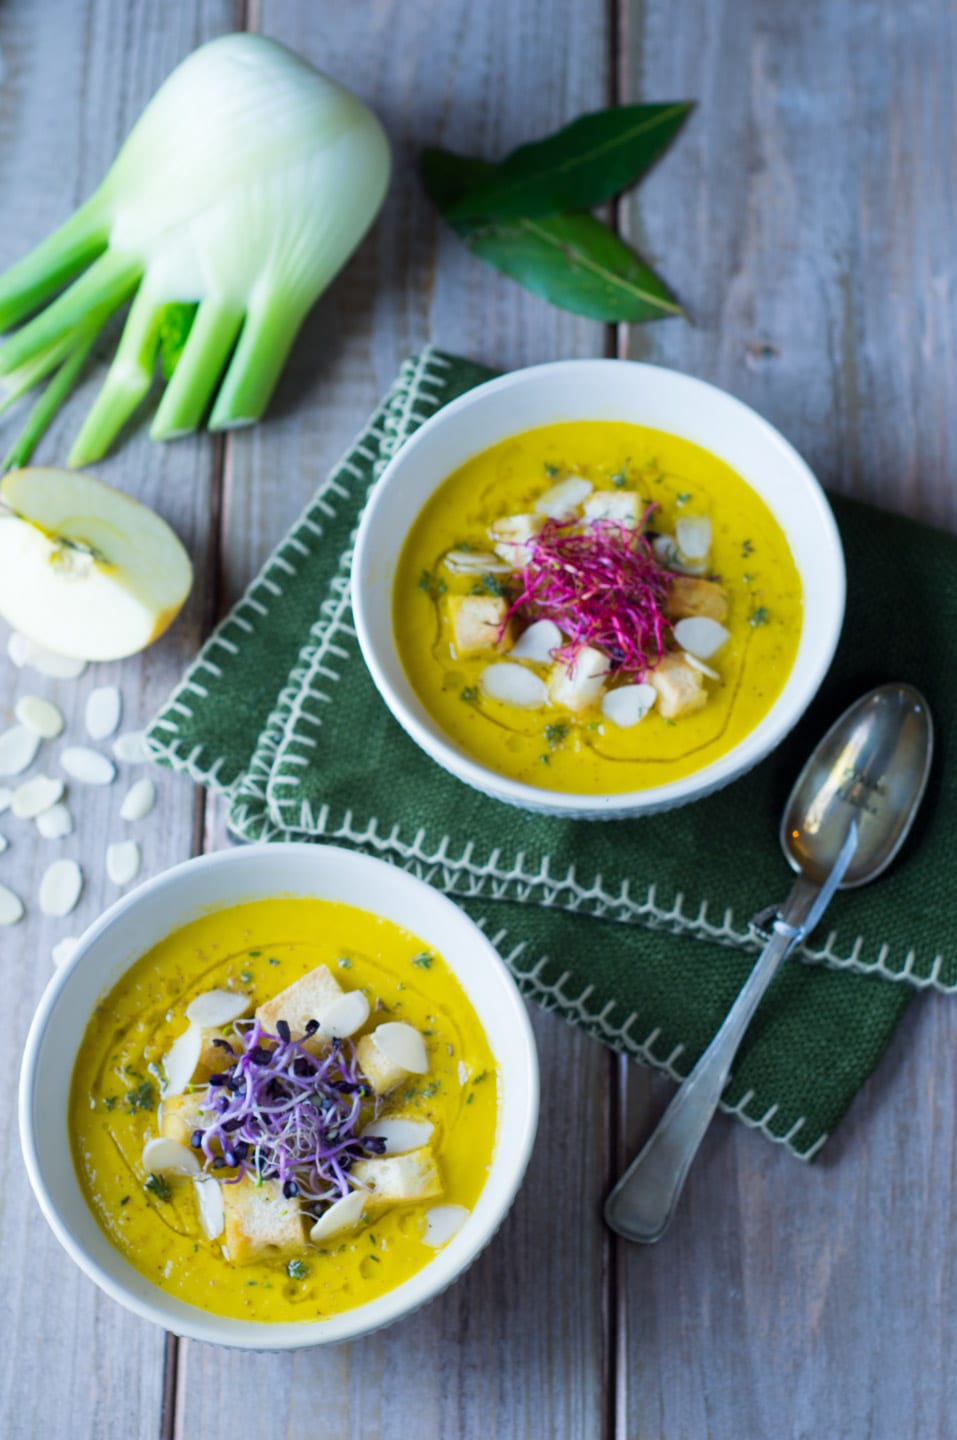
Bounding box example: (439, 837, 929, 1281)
(222, 1177, 306, 1265)
(356, 1032, 408, 1095)
(648, 652, 707, 719)
(197, 1028, 236, 1076)
(159, 1091, 207, 1147)
(447, 595, 510, 658)
(548, 645, 607, 713)
(488, 513, 542, 562)
(256, 964, 342, 1042)
(664, 576, 729, 623)
(582, 490, 641, 525)
(350, 1147, 442, 1212)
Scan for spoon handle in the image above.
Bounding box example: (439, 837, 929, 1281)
(604, 827, 859, 1245)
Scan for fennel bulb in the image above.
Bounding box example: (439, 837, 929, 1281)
(0, 34, 391, 467)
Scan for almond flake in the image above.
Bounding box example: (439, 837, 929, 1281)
(509, 619, 564, 664)
(193, 1176, 225, 1240)
(120, 777, 155, 821)
(601, 684, 657, 729)
(163, 1025, 202, 1097)
(106, 839, 141, 887)
(318, 989, 370, 1039)
(60, 746, 116, 785)
(675, 515, 713, 561)
(8, 634, 86, 678)
(12, 775, 65, 819)
(36, 803, 74, 839)
(0, 882, 24, 926)
(534, 476, 593, 519)
(185, 989, 249, 1028)
(85, 686, 122, 740)
(14, 695, 65, 739)
(309, 1191, 365, 1242)
(51, 936, 79, 968)
(38, 858, 83, 917)
(361, 1118, 434, 1156)
(672, 617, 731, 660)
(480, 662, 549, 709)
(0, 788, 12, 814)
(683, 651, 721, 681)
(422, 1205, 469, 1248)
(112, 730, 147, 763)
(0, 725, 41, 776)
(372, 1022, 428, 1074)
(141, 1137, 200, 1176)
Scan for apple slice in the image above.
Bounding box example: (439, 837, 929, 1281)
(0, 467, 192, 660)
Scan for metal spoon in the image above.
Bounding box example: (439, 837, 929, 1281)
(604, 682, 933, 1245)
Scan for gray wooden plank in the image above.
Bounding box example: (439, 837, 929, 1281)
(615, 2, 957, 1436)
(182, 2, 614, 1436)
(0, 4, 238, 1437)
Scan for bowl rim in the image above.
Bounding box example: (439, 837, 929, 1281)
(352, 357, 846, 817)
(18, 841, 540, 1350)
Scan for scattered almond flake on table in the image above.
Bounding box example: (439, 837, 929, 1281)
(85, 685, 122, 741)
(0, 832, 7, 854)
(60, 746, 116, 785)
(120, 777, 155, 821)
(7, 633, 87, 679)
(39, 858, 83, 917)
(0, 724, 41, 776)
(36, 802, 74, 839)
(14, 695, 65, 739)
(12, 774, 65, 819)
(0, 881, 24, 925)
(0, 787, 12, 814)
(106, 839, 141, 887)
(51, 936, 79, 968)
(113, 730, 147, 763)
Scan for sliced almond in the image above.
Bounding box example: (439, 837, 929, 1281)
(162, 1025, 203, 1097)
(0, 833, 7, 854)
(106, 839, 141, 887)
(60, 746, 116, 785)
(0, 725, 41, 776)
(672, 616, 731, 660)
(422, 1204, 469, 1248)
(0, 882, 24, 926)
(113, 730, 147, 763)
(7, 633, 86, 679)
(193, 1176, 225, 1240)
(14, 695, 64, 739)
(38, 858, 83, 917)
(534, 476, 593, 519)
(185, 989, 249, 1029)
(675, 515, 712, 560)
(683, 651, 721, 681)
(12, 775, 64, 819)
(85, 685, 123, 741)
(442, 550, 512, 575)
(142, 1137, 201, 1177)
(0, 788, 12, 814)
(120, 777, 156, 821)
(318, 989, 370, 1039)
(51, 936, 79, 968)
(601, 683, 658, 728)
(509, 619, 563, 664)
(372, 1022, 428, 1075)
(480, 662, 549, 709)
(36, 802, 74, 839)
(361, 1117, 434, 1156)
(309, 1190, 366, 1242)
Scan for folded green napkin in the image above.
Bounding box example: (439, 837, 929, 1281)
(147, 348, 955, 1160)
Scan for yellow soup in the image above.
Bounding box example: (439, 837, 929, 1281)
(394, 421, 802, 793)
(70, 898, 499, 1323)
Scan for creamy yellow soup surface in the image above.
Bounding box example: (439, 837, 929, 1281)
(394, 421, 803, 793)
(70, 898, 499, 1323)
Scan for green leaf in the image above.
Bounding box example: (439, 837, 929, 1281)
(445, 103, 693, 222)
(462, 211, 681, 324)
(422, 149, 496, 222)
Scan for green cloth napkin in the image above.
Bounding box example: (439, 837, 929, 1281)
(147, 348, 954, 1161)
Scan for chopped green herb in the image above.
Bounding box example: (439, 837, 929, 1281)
(239, 970, 252, 983)
(246, 1280, 257, 1286)
(422, 1028, 435, 1036)
(663, 717, 677, 727)
(742, 572, 753, 584)
(268, 957, 280, 966)
(120, 1195, 130, 1206)
(369, 1233, 377, 1245)
(472, 1070, 489, 1085)
(144, 1173, 171, 1202)
(368, 1254, 380, 1263)
(676, 491, 692, 506)
(544, 722, 570, 750)
(337, 956, 352, 968)
(125, 1080, 155, 1114)
(539, 753, 551, 765)
(461, 685, 478, 702)
(611, 467, 628, 488)
(544, 462, 561, 478)
(742, 538, 754, 557)
(453, 539, 474, 552)
(749, 606, 771, 627)
(411, 952, 434, 969)
(287, 1258, 309, 1280)
(466, 1093, 474, 1105)
(470, 572, 508, 598)
(103, 1095, 118, 1112)
(418, 568, 447, 600)
(248, 950, 261, 957)
(421, 1081, 441, 1099)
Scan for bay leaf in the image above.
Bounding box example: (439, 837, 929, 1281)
(445, 103, 693, 223)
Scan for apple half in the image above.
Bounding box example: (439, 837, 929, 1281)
(0, 467, 193, 660)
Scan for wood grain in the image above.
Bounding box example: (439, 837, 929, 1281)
(0, 3, 238, 1437)
(615, 3, 957, 1436)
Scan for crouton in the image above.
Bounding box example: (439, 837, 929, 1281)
(196, 1028, 236, 1076)
(356, 1032, 408, 1095)
(648, 652, 707, 719)
(446, 594, 511, 658)
(351, 1147, 443, 1212)
(221, 1177, 306, 1265)
(488, 513, 542, 562)
(664, 575, 729, 623)
(256, 964, 342, 1042)
(582, 490, 641, 525)
(548, 645, 607, 713)
(159, 1091, 207, 1147)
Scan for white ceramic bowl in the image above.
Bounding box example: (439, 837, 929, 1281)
(18, 843, 539, 1350)
(352, 360, 845, 818)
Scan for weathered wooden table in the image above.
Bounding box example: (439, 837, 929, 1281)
(2, 3, 954, 1436)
